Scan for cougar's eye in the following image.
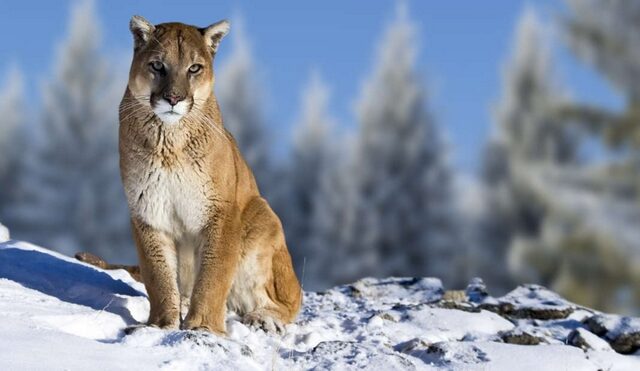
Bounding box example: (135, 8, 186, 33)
(188, 64, 202, 74)
(150, 61, 164, 72)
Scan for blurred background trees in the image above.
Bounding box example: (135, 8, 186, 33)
(284, 72, 335, 287)
(0, 69, 25, 227)
(216, 20, 274, 197)
(338, 7, 460, 287)
(1, 1, 132, 262)
(1, 0, 640, 314)
(479, 8, 579, 293)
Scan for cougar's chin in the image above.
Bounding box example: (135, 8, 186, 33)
(153, 100, 190, 124)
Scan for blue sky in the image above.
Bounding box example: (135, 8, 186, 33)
(0, 0, 621, 173)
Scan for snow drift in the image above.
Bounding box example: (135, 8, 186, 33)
(1, 238, 639, 370)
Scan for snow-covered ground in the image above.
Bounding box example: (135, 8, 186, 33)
(1, 239, 640, 370)
(0, 222, 9, 242)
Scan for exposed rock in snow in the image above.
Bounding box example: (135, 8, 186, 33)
(479, 283, 576, 320)
(1, 240, 639, 370)
(499, 328, 546, 345)
(569, 328, 613, 352)
(0, 223, 9, 242)
(586, 314, 640, 353)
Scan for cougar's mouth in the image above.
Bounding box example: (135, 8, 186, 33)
(153, 99, 190, 124)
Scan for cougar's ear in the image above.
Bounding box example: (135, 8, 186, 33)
(130, 15, 155, 50)
(201, 20, 230, 54)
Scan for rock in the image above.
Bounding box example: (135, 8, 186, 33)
(610, 323, 640, 354)
(584, 314, 619, 337)
(568, 328, 612, 351)
(420, 342, 490, 366)
(436, 289, 480, 313)
(466, 277, 489, 303)
(442, 290, 466, 302)
(478, 301, 515, 316)
(584, 314, 640, 354)
(488, 285, 575, 320)
(500, 329, 546, 345)
(435, 300, 481, 313)
(394, 337, 430, 354)
(347, 277, 444, 305)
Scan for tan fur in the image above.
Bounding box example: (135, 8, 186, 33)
(115, 16, 301, 334)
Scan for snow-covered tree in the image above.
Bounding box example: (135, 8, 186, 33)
(334, 6, 461, 286)
(507, 0, 640, 313)
(217, 20, 273, 195)
(0, 68, 25, 223)
(284, 72, 335, 283)
(480, 8, 578, 292)
(10, 0, 132, 261)
(565, 0, 640, 104)
(560, 0, 640, 182)
(494, 10, 577, 165)
(307, 135, 354, 290)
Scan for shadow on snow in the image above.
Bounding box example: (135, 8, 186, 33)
(0, 244, 144, 324)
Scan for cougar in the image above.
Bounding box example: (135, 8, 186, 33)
(81, 16, 302, 335)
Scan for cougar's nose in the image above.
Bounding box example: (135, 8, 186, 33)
(163, 92, 185, 106)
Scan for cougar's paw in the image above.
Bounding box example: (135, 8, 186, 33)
(124, 319, 179, 335)
(182, 313, 226, 335)
(242, 311, 285, 334)
(147, 313, 181, 330)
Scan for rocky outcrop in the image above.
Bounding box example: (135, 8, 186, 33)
(584, 314, 640, 353)
(438, 277, 640, 357)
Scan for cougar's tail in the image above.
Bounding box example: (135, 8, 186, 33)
(75, 252, 143, 282)
(271, 244, 303, 322)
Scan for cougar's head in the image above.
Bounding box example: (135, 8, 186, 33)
(126, 16, 229, 124)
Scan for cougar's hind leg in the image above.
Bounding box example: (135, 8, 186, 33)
(230, 197, 302, 333)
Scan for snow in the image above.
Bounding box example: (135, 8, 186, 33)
(0, 222, 8, 242)
(1, 240, 640, 370)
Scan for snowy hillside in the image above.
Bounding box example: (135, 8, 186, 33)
(1, 238, 640, 370)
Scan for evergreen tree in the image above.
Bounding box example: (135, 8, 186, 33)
(337, 6, 460, 286)
(216, 20, 273, 195)
(510, 0, 640, 313)
(559, 0, 640, 191)
(481, 8, 578, 291)
(285, 72, 334, 285)
(0, 68, 25, 224)
(308, 134, 353, 289)
(10, 0, 132, 261)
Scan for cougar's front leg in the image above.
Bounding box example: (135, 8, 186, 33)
(132, 220, 180, 329)
(182, 210, 241, 334)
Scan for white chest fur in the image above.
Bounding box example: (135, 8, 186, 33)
(126, 162, 211, 236)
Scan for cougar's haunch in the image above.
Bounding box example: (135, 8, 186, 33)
(114, 16, 301, 334)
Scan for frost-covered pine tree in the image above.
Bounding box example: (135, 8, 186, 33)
(337, 6, 460, 286)
(10, 0, 132, 261)
(565, 0, 640, 108)
(307, 134, 353, 290)
(480, 8, 577, 291)
(560, 0, 640, 178)
(0, 68, 25, 223)
(216, 20, 273, 195)
(511, 0, 640, 312)
(284, 72, 335, 286)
